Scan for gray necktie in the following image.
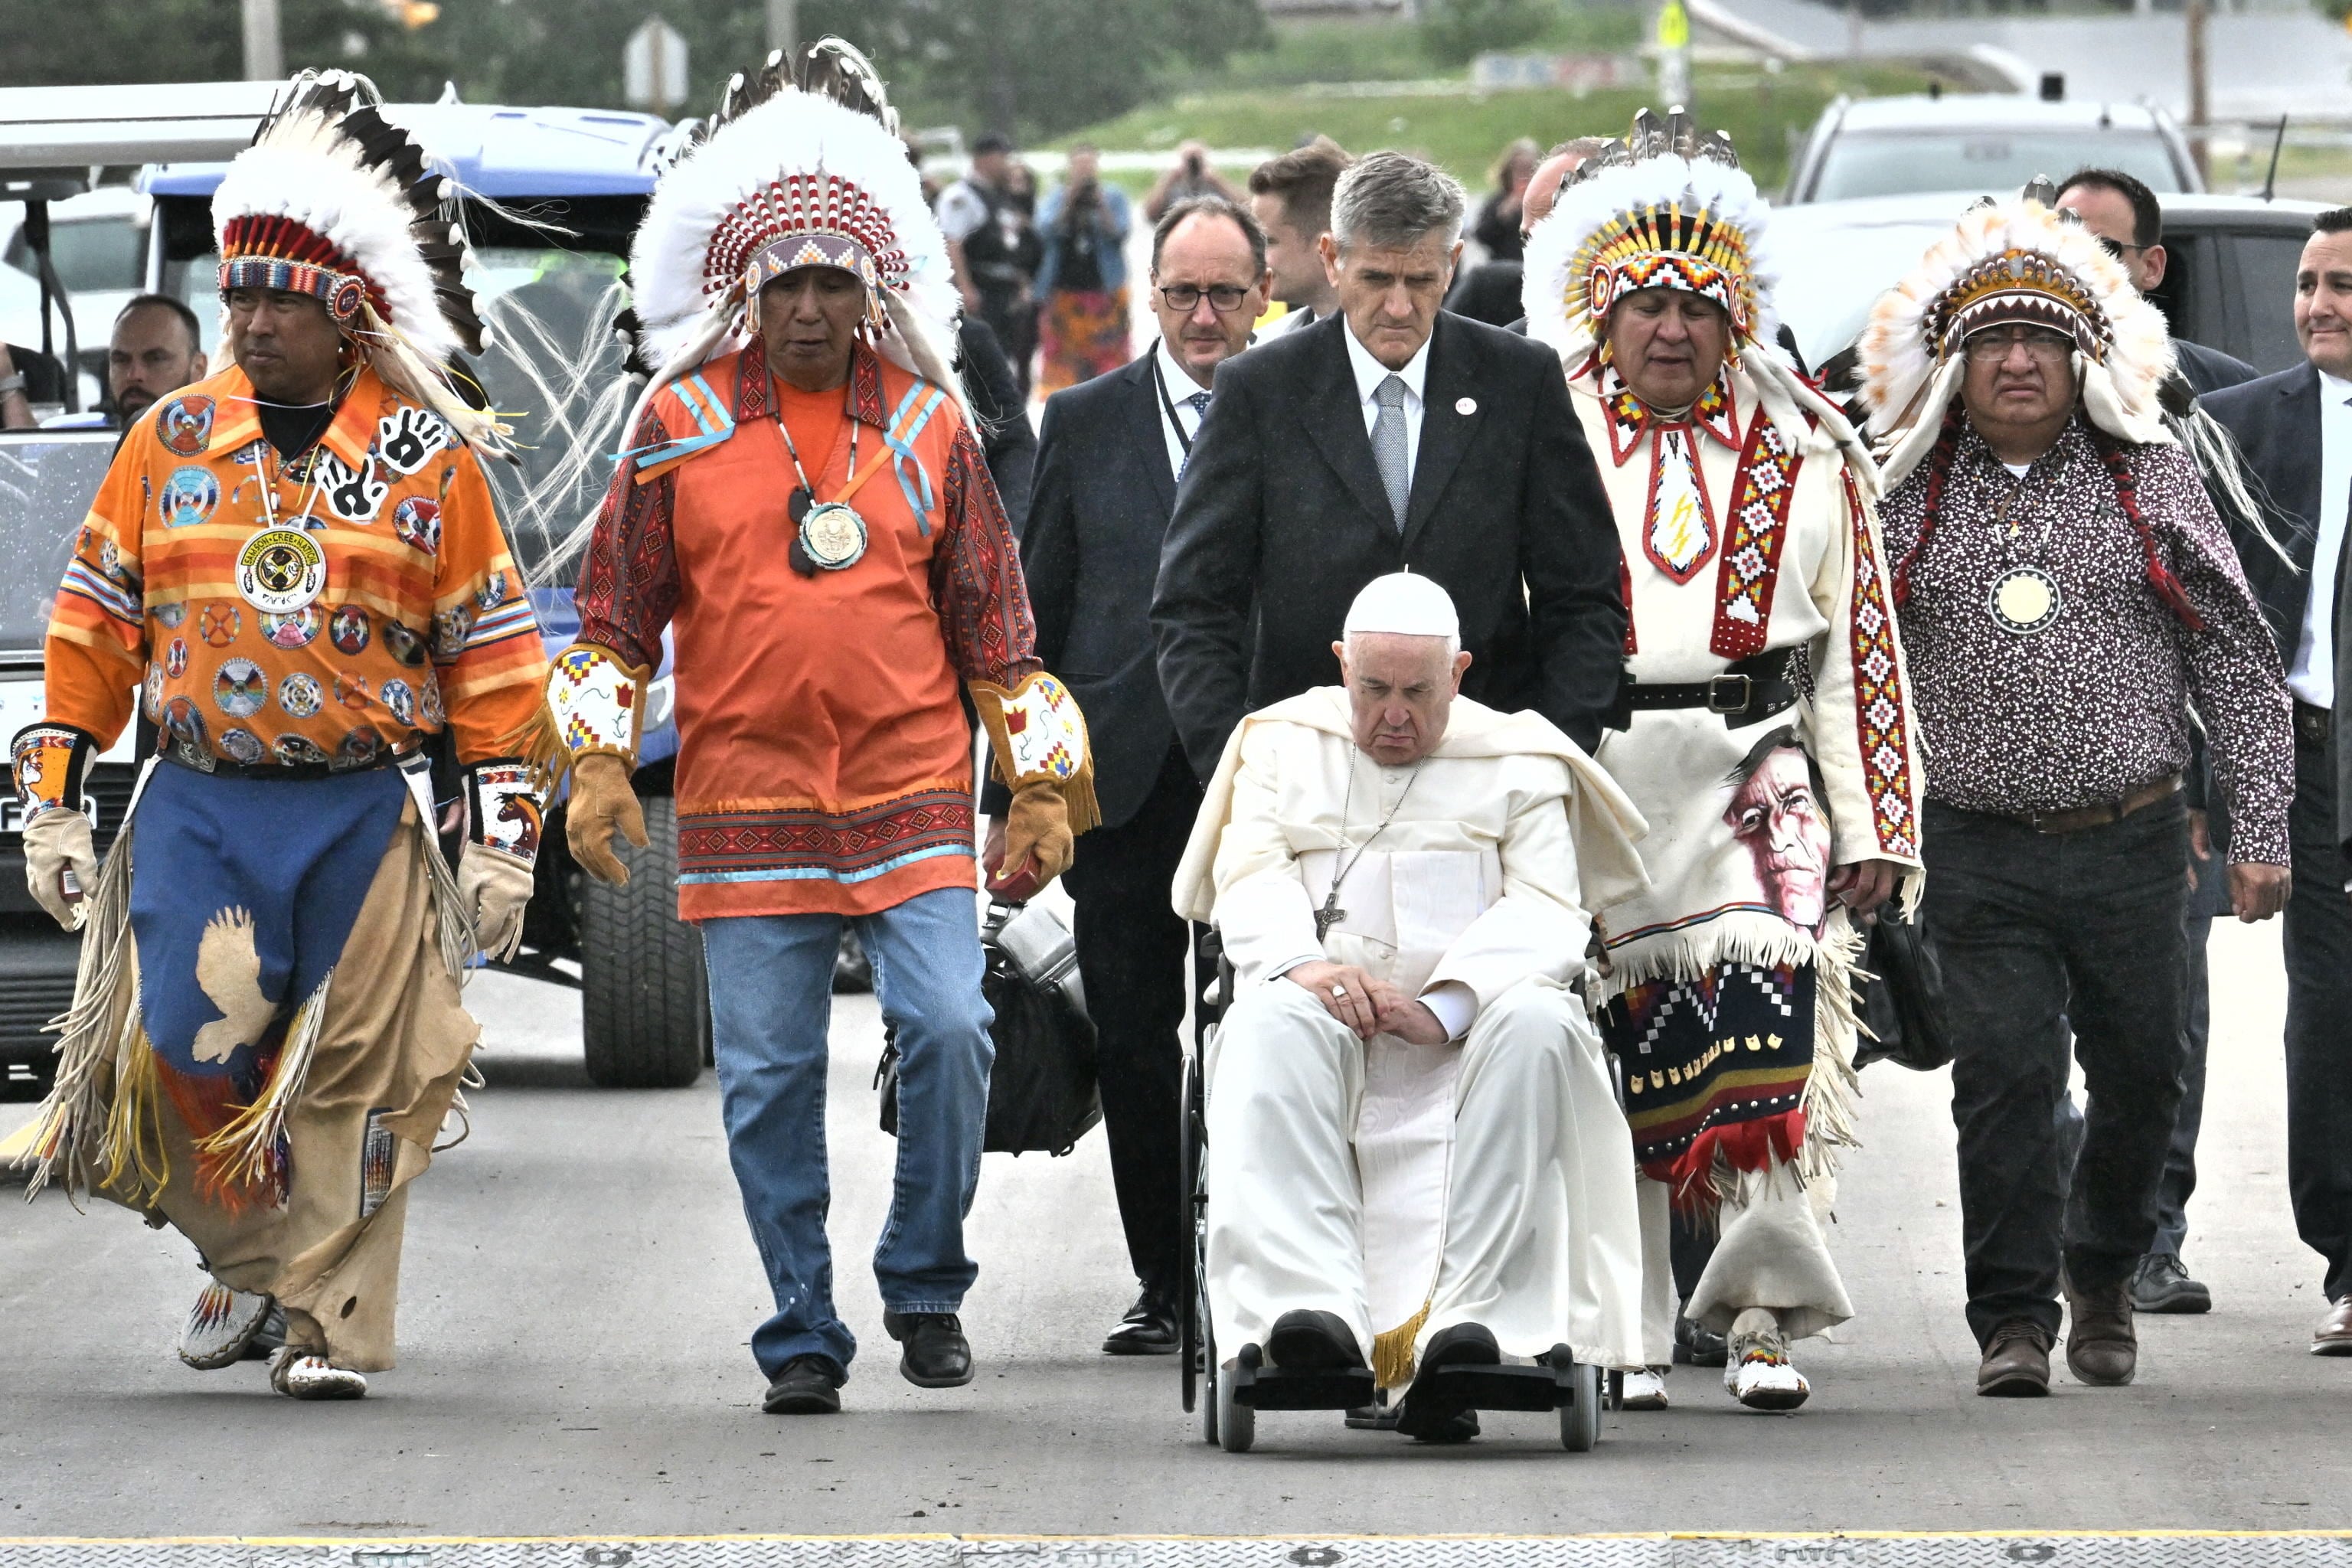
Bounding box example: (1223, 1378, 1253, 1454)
(1177, 390, 1210, 479)
(1370, 374, 1410, 531)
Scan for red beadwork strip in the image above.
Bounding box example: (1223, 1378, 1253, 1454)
(1845, 469, 1919, 859)
(1707, 413, 1805, 659)
(1619, 550, 1638, 654)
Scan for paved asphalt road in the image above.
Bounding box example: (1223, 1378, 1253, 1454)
(2, 917, 2345, 1540)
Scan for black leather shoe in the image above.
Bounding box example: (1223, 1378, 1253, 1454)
(1102, 1287, 1179, 1356)
(2130, 1253, 2212, 1315)
(1674, 1313, 1728, 1368)
(1266, 1308, 1364, 1370)
(763, 1354, 844, 1414)
(882, 1311, 974, 1388)
(1396, 1321, 1498, 1441)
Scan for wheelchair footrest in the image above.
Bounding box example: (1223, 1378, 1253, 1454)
(1429, 1352, 1580, 1413)
(1227, 1344, 1377, 1411)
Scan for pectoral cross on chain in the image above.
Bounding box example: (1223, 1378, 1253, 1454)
(1315, 890, 1344, 942)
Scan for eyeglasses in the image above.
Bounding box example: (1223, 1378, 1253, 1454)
(1157, 284, 1252, 314)
(1962, 327, 2076, 365)
(2093, 235, 2148, 260)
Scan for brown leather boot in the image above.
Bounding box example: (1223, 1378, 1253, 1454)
(2064, 1280, 2138, 1386)
(1977, 1320, 2053, 1397)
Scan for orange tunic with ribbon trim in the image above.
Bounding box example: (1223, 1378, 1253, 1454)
(574, 338, 1038, 920)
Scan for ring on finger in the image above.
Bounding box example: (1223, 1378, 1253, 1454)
(1330, 984, 1348, 1000)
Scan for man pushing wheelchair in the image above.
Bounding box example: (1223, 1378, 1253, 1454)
(1171, 574, 1651, 1447)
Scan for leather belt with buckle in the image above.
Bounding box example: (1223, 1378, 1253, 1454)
(2295, 701, 2332, 749)
(2019, 773, 2183, 835)
(1609, 647, 1800, 730)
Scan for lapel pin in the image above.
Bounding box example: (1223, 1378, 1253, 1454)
(1455, 397, 1477, 415)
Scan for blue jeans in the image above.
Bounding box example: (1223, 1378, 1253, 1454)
(701, 887, 995, 1381)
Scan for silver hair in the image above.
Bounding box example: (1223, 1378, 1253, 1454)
(1329, 151, 1466, 254)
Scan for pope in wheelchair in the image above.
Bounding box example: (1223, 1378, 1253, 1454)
(1171, 573, 1651, 1448)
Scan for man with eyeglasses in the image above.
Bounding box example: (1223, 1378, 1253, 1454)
(1154, 149, 1623, 783)
(2056, 170, 2255, 399)
(2053, 169, 2255, 1321)
(2205, 206, 2352, 1357)
(983, 194, 1272, 1356)
(1866, 194, 2290, 1397)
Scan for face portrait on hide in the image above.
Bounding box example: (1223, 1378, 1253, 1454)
(1722, 727, 1833, 933)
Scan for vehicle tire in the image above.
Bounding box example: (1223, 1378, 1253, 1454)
(580, 794, 708, 1089)
(1561, 1360, 1602, 1452)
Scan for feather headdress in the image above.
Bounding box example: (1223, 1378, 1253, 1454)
(1523, 107, 1870, 479)
(623, 63, 962, 430)
(1857, 188, 2174, 488)
(212, 70, 509, 457)
(1522, 108, 1776, 373)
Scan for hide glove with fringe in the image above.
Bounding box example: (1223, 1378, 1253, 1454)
(21, 807, 95, 932)
(459, 841, 535, 961)
(567, 753, 647, 887)
(991, 782, 1073, 900)
(15, 717, 99, 933)
(522, 642, 649, 785)
(969, 671, 1100, 842)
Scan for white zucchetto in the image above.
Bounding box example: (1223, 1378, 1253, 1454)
(1342, 572, 1459, 641)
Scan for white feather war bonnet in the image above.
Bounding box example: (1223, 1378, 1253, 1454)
(619, 51, 964, 443)
(1521, 107, 1867, 471)
(211, 70, 510, 458)
(1857, 183, 2175, 489)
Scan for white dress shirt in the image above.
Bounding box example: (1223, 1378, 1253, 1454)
(2288, 370, 2352, 708)
(1153, 335, 1213, 482)
(1341, 318, 1432, 481)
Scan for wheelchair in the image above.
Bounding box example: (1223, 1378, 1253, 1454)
(1175, 926, 1616, 1453)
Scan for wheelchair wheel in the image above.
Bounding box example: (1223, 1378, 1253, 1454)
(1560, 1361, 1602, 1452)
(1215, 1345, 1256, 1455)
(1200, 1313, 1220, 1446)
(1178, 1052, 1204, 1416)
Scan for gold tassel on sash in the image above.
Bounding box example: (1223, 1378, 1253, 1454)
(1371, 1300, 1432, 1390)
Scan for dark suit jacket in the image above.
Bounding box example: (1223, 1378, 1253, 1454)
(2176, 337, 2258, 399)
(2204, 361, 2324, 664)
(1444, 260, 1524, 329)
(959, 316, 1037, 533)
(1152, 310, 1625, 772)
(985, 353, 1184, 829)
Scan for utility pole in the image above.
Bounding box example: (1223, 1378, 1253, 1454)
(766, 0, 799, 57)
(2186, 0, 2211, 185)
(241, 0, 283, 81)
(1656, 0, 1693, 110)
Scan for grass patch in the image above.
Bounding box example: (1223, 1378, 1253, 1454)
(1181, 10, 1648, 90)
(1060, 61, 1936, 196)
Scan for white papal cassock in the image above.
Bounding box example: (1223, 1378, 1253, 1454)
(1171, 687, 1653, 1387)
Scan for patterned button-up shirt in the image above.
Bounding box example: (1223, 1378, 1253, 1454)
(1879, 416, 2292, 864)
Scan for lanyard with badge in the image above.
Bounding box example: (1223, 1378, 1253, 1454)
(1152, 350, 1200, 472)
